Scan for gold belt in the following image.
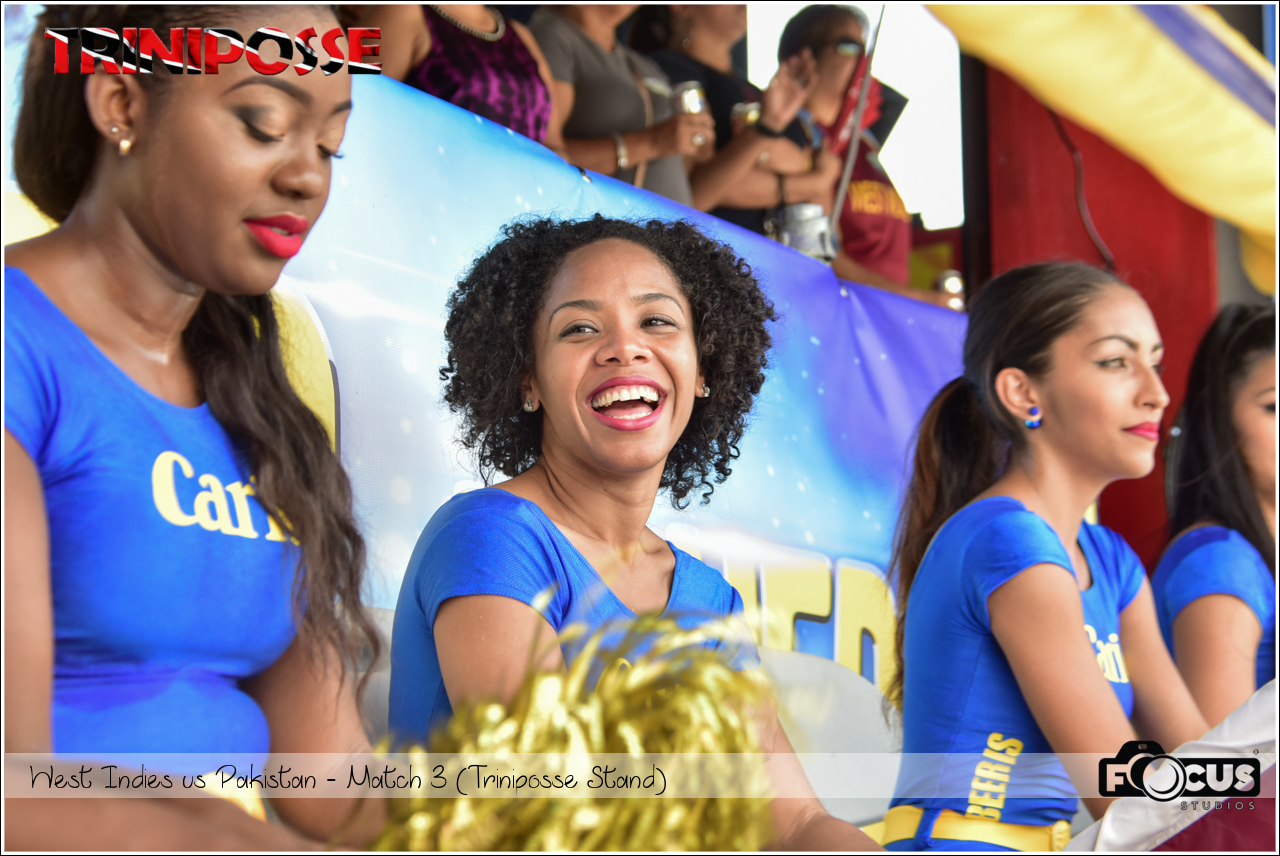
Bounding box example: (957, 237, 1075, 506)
(879, 805, 1071, 851)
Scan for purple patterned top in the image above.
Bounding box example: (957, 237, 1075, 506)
(409, 6, 552, 142)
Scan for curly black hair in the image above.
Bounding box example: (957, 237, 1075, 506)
(440, 216, 778, 508)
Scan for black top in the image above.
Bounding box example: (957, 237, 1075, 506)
(651, 50, 808, 235)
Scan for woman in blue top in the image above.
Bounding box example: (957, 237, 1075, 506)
(884, 263, 1208, 850)
(6, 6, 381, 848)
(1154, 304, 1275, 725)
(389, 216, 879, 849)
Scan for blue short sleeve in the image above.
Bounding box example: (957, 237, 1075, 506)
(4, 270, 58, 464)
(1156, 533, 1273, 629)
(407, 494, 572, 632)
(961, 507, 1074, 630)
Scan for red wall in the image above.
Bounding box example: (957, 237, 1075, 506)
(985, 68, 1220, 569)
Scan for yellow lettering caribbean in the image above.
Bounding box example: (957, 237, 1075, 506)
(151, 451, 198, 526)
(223, 481, 260, 539)
(193, 474, 235, 534)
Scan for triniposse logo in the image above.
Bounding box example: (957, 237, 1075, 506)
(1099, 741, 1262, 802)
(44, 27, 381, 75)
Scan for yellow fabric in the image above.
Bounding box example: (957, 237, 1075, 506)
(881, 805, 1072, 851)
(273, 290, 338, 451)
(927, 4, 1276, 295)
(3, 190, 56, 245)
(201, 772, 268, 821)
(860, 820, 886, 844)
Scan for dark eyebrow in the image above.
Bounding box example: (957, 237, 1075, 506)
(548, 299, 601, 325)
(227, 77, 352, 117)
(634, 292, 682, 309)
(1089, 335, 1163, 354)
(227, 76, 312, 106)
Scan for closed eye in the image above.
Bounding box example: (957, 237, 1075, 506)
(318, 144, 344, 160)
(243, 121, 283, 144)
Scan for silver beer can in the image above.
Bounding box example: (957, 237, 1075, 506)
(672, 81, 709, 115)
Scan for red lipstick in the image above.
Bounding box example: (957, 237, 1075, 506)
(1124, 422, 1161, 442)
(245, 213, 309, 258)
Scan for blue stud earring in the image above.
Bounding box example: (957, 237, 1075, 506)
(1024, 407, 1042, 429)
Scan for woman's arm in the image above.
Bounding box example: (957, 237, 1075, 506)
(5, 431, 53, 753)
(1170, 594, 1260, 727)
(510, 21, 566, 155)
(758, 714, 883, 850)
(241, 635, 387, 846)
(434, 594, 565, 706)
(545, 80, 713, 179)
(713, 143, 842, 212)
(3, 431, 310, 850)
(989, 564, 1138, 819)
(687, 52, 818, 212)
(343, 5, 431, 82)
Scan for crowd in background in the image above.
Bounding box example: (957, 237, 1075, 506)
(341, 4, 942, 306)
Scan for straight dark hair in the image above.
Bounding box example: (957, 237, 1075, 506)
(14, 6, 376, 680)
(1166, 304, 1276, 573)
(887, 262, 1124, 708)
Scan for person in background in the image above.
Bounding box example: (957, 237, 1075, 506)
(6, 6, 381, 848)
(779, 5, 928, 301)
(529, 5, 712, 207)
(389, 215, 881, 850)
(631, 5, 841, 229)
(342, 5, 562, 151)
(887, 263, 1207, 849)
(1153, 304, 1276, 726)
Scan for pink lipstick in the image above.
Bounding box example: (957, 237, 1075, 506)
(245, 213, 309, 258)
(1124, 422, 1160, 442)
(587, 376, 668, 432)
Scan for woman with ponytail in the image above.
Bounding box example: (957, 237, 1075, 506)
(882, 263, 1207, 850)
(5, 6, 381, 848)
(1153, 304, 1275, 726)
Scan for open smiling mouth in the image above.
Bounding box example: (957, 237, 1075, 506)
(590, 385, 661, 421)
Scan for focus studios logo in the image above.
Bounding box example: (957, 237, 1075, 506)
(1099, 741, 1262, 803)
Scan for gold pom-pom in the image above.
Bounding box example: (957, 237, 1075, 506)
(370, 616, 775, 851)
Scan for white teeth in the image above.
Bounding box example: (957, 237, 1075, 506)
(271, 226, 290, 235)
(591, 384, 661, 410)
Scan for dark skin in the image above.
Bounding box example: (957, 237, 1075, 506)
(433, 239, 881, 851)
(5, 10, 383, 849)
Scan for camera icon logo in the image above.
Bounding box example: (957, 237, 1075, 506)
(1099, 741, 1262, 803)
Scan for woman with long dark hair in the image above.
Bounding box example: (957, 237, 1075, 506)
(6, 6, 380, 848)
(388, 215, 879, 850)
(1153, 304, 1275, 726)
(883, 263, 1206, 850)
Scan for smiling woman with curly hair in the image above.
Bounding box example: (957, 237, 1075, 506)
(440, 216, 775, 507)
(389, 216, 878, 850)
